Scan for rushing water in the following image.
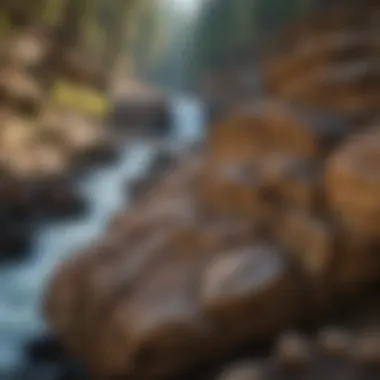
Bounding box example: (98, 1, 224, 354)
(0, 96, 205, 378)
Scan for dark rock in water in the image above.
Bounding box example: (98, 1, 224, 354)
(13, 364, 61, 380)
(25, 334, 66, 364)
(31, 180, 87, 220)
(42, 190, 87, 220)
(0, 222, 31, 262)
(0, 175, 34, 221)
(12, 361, 88, 380)
(128, 150, 178, 201)
(57, 360, 89, 380)
(204, 99, 231, 125)
(75, 142, 120, 168)
(148, 150, 177, 177)
(128, 175, 157, 202)
(22, 337, 89, 380)
(110, 99, 171, 136)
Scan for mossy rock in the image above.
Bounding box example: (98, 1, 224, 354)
(51, 80, 110, 117)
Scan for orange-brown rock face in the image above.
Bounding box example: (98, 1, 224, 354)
(326, 127, 380, 239)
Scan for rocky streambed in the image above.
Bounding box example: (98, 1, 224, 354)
(0, 95, 205, 380)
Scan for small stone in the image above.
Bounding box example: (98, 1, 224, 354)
(44, 190, 87, 219)
(218, 361, 266, 380)
(352, 330, 380, 367)
(25, 334, 66, 364)
(317, 327, 353, 357)
(275, 332, 313, 369)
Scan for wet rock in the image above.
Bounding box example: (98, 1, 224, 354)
(317, 327, 353, 357)
(274, 332, 313, 370)
(110, 98, 171, 136)
(94, 243, 212, 378)
(0, 221, 31, 262)
(30, 178, 87, 220)
(42, 190, 87, 220)
(74, 139, 119, 168)
(200, 244, 301, 345)
(13, 364, 62, 380)
(25, 334, 66, 364)
(43, 237, 123, 345)
(217, 361, 265, 380)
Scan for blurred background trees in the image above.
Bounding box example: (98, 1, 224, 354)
(116, 0, 321, 92)
(0, 0, 336, 93)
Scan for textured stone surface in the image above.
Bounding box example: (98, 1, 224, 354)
(326, 127, 380, 238)
(216, 323, 380, 380)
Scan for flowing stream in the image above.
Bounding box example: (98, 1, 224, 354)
(0, 95, 205, 378)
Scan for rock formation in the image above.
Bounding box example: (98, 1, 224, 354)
(44, 3, 380, 379)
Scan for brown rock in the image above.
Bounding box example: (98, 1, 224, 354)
(200, 160, 269, 219)
(279, 159, 323, 212)
(50, 47, 107, 90)
(332, 233, 380, 295)
(200, 244, 300, 345)
(43, 237, 123, 348)
(276, 210, 337, 280)
(325, 127, 380, 238)
(3, 26, 49, 68)
(206, 113, 266, 168)
(0, 66, 43, 115)
(75, 226, 180, 361)
(274, 332, 313, 370)
(317, 327, 353, 357)
(217, 361, 265, 380)
(209, 101, 357, 160)
(90, 230, 213, 378)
